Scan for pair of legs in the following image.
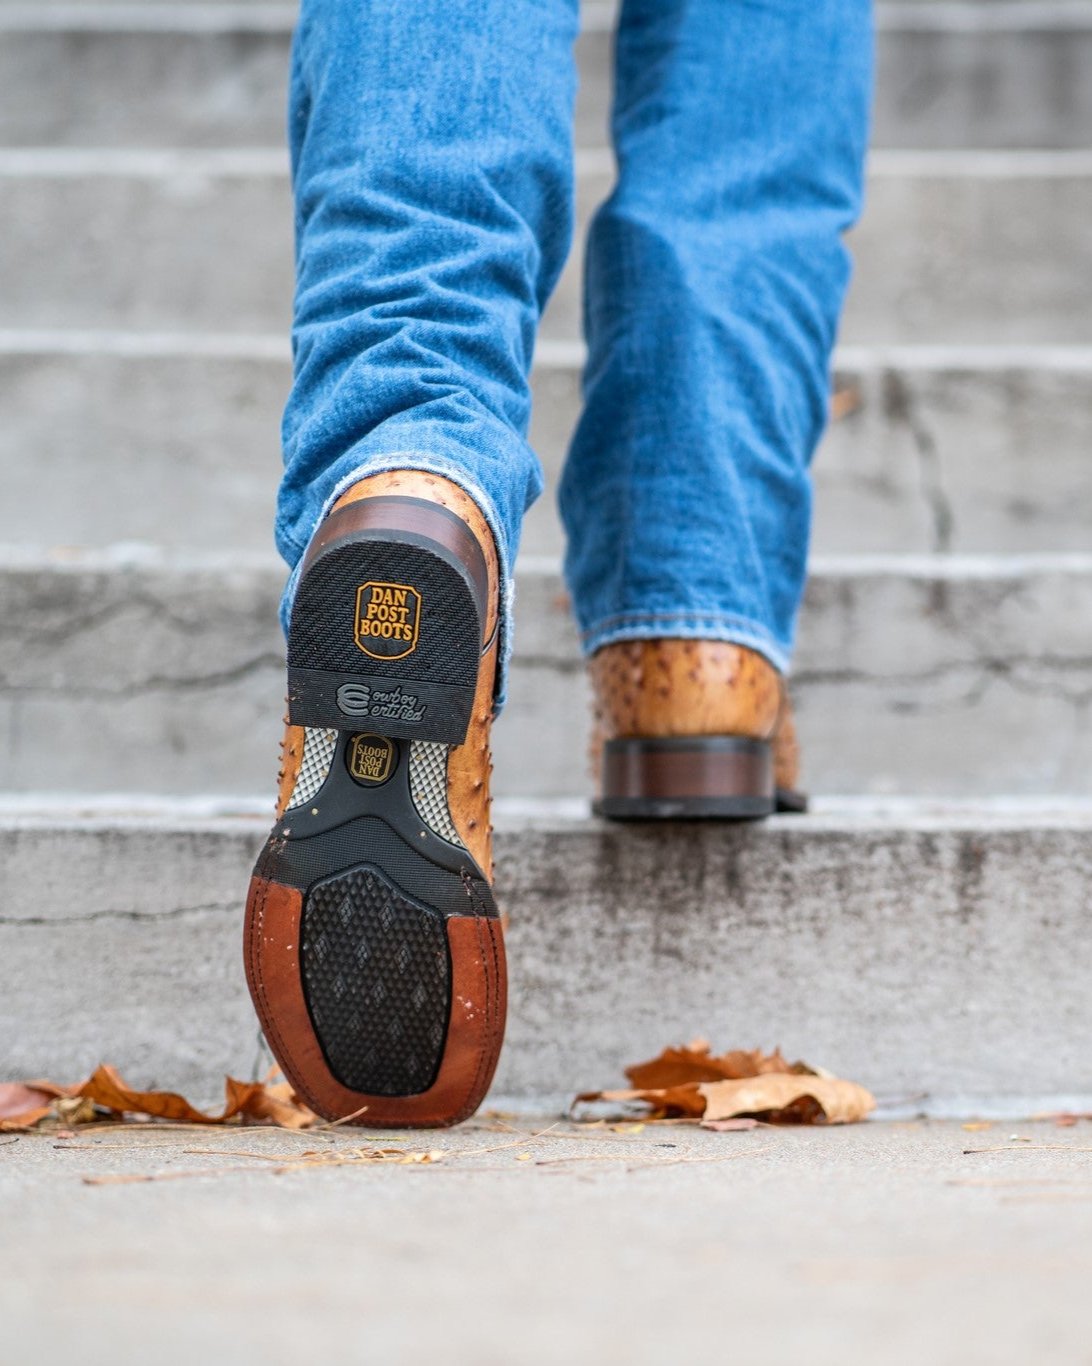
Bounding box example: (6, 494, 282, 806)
(278, 0, 873, 693)
(245, 0, 873, 1126)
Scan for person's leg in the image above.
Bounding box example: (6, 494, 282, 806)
(247, 0, 578, 1126)
(279, 0, 579, 696)
(562, 0, 872, 674)
(563, 0, 872, 818)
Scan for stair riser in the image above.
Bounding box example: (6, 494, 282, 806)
(3, 21, 1091, 150)
(5, 163, 1092, 343)
(3, 815, 1090, 1102)
(3, 560, 1090, 796)
(3, 348, 1090, 557)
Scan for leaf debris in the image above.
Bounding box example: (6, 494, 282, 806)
(574, 1040, 875, 1127)
(0, 1064, 317, 1132)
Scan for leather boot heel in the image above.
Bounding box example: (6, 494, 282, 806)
(594, 735, 776, 820)
(589, 639, 808, 822)
(286, 495, 491, 745)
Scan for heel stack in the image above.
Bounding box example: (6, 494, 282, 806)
(594, 735, 776, 821)
(286, 496, 490, 745)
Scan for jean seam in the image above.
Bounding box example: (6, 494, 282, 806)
(580, 611, 791, 674)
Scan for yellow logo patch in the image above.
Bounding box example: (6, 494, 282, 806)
(354, 581, 421, 660)
(347, 733, 395, 785)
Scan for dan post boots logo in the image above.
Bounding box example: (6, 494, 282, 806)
(354, 581, 421, 660)
(347, 733, 396, 785)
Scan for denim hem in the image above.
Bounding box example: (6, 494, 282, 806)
(277, 453, 515, 713)
(579, 612, 792, 676)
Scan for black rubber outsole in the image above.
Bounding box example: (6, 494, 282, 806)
(287, 526, 482, 744)
(255, 728, 497, 1099)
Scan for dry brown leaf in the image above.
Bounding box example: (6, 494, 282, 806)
(576, 1086, 707, 1119)
(699, 1074, 875, 1126)
(0, 1083, 58, 1130)
(0, 1065, 317, 1131)
(830, 385, 861, 421)
(701, 1117, 763, 1132)
(579, 1041, 874, 1126)
(625, 1040, 812, 1091)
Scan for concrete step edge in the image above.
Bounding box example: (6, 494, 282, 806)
(7, 329, 1092, 375)
(4, 1, 1092, 34)
(6, 147, 1092, 179)
(4, 541, 1092, 581)
(5, 791, 1092, 832)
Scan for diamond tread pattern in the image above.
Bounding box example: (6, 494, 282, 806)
(288, 540, 478, 686)
(285, 727, 338, 810)
(409, 741, 464, 848)
(300, 864, 451, 1097)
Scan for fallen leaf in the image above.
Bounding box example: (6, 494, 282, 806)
(700, 1074, 874, 1126)
(830, 385, 861, 421)
(578, 1041, 874, 1126)
(0, 1083, 58, 1130)
(625, 1041, 811, 1090)
(700, 1117, 763, 1132)
(0, 1065, 317, 1131)
(962, 1121, 993, 1132)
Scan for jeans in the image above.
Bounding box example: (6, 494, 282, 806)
(278, 0, 873, 703)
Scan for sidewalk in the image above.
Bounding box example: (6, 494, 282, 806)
(4, 1116, 1090, 1364)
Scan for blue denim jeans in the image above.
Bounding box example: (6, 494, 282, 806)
(278, 0, 873, 702)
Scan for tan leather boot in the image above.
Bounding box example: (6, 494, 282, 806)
(245, 471, 505, 1126)
(589, 638, 806, 819)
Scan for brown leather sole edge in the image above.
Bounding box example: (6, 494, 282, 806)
(596, 735, 807, 821)
(244, 876, 507, 1127)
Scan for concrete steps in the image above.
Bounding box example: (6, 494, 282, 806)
(3, 0, 1090, 1112)
(3, 796, 1091, 1106)
(6, 150, 1092, 344)
(3, 3, 1092, 150)
(3, 335, 1089, 557)
(3, 549, 1090, 797)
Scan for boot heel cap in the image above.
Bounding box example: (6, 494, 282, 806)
(596, 735, 785, 822)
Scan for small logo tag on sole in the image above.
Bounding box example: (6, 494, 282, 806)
(347, 733, 396, 785)
(336, 682, 427, 725)
(354, 581, 421, 660)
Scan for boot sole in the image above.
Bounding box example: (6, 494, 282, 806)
(245, 496, 505, 1127)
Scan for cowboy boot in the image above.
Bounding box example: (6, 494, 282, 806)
(245, 471, 504, 1126)
(589, 639, 806, 820)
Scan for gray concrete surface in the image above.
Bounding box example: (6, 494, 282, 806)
(3, 549, 1091, 796)
(2, 1116, 1092, 1365)
(4, 3, 1092, 149)
(2, 798, 1092, 1104)
(3, 339, 1091, 558)
(5, 152, 1092, 344)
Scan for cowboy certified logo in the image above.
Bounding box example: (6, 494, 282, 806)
(347, 733, 395, 785)
(336, 682, 427, 725)
(354, 581, 421, 660)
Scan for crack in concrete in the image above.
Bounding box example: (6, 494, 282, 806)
(0, 653, 283, 697)
(881, 369, 956, 553)
(791, 654, 1092, 706)
(0, 900, 239, 927)
(0, 588, 278, 650)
